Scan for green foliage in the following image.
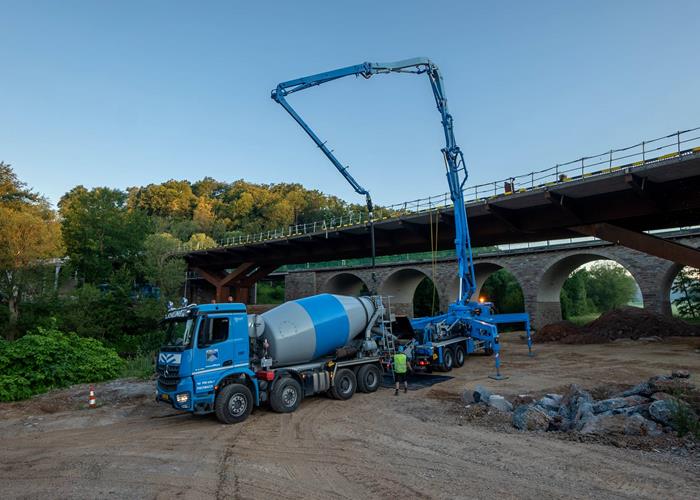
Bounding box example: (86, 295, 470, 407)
(481, 269, 525, 313)
(1, 279, 166, 355)
(586, 263, 637, 311)
(257, 281, 285, 304)
(561, 263, 637, 320)
(121, 353, 155, 380)
(0, 325, 124, 401)
(59, 186, 151, 283)
(140, 233, 186, 300)
(187, 232, 216, 250)
(668, 392, 700, 439)
(561, 269, 593, 318)
(414, 277, 439, 317)
(0, 164, 63, 340)
(672, 267, 700, 319)
(0, 161, 41, 207)
(566, 313, 600, 326)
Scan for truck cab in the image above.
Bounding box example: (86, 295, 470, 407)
(156, 303, 259, 423)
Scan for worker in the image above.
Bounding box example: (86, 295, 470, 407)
(393, 345, 410, 396)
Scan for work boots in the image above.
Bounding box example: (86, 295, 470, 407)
(394, 389, 399, 396)
(404, 386, 407, 394)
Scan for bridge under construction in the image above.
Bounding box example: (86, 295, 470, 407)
(184, 128, 700, 305)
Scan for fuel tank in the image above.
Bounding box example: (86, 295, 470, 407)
(259, 294, 375, 367)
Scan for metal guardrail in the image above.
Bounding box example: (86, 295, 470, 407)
(179, 126, 700, 253)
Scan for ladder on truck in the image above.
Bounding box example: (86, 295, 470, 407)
(376, 295, 398, 381)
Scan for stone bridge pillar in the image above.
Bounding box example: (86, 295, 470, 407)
(285, 271, 317, 301)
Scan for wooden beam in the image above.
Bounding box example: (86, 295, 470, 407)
(219, 262, 256, 287)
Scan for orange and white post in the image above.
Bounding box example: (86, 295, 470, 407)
(88, 385, 96, 408)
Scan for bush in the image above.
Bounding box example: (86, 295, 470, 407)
(669, 395, 700, 439)
(0, 325, 124, 401)
(121, 354, 155, 380)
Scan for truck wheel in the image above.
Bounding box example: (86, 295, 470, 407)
(357, 364, 381, 393)
(454, 345, 465, 367)
(484, 346, 494, 356)
(215, 384, 253, 424)
(270, 378, 303, 413)
(441, 348, 454, 372)
(330, 368, 356, 400)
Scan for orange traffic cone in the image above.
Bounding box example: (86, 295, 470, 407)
(89, 385, 96, 408)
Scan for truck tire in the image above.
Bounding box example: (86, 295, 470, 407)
(330, 368, 356, 400)
(215, 383, 253, 424)
(270, 377, 303, 413)
(454, 345, 465, 367)
(357, 364, 381, 393)
(441, 347, 454, 372)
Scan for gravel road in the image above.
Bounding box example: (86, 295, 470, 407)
(1, 336, 699, 499)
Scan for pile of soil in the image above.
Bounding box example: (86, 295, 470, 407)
(536, 307, 700, 344)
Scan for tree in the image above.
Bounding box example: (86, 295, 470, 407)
(187, 232, 217, 250)
(481, 269, 525, 313)
(140, 233, 186, 300)
(561, 269, 592, 318)
(413, 277, 439, 316)
(0, 204, 62, 340)
(672, 267, 700, 318)
(127, 180, 196, 218)
(0, 162, 39, 207)
(585, 263, 636, 312)
(59, 186, 151, 283)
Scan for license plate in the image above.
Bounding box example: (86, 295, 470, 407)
(161, 393, 169, 400)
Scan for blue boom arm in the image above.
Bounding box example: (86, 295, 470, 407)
(272, 58, 477, 303)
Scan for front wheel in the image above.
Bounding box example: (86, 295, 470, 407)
(215, 384, 253, 424)
(357, 364, 381, 393)
(270, 377, 303, 413)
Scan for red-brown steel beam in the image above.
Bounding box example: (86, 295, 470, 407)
(571, 223, 700, 269)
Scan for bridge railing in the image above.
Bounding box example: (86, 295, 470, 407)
(179, 126, 700, 253)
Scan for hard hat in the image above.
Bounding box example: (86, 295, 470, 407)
(398, 345, 405, 353)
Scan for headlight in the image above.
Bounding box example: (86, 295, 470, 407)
(176, 392, 190, 405)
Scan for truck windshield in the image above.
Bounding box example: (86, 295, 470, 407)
(162, 318, 195, 349)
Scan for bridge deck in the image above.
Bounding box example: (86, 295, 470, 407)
(186, 151, 700, 270)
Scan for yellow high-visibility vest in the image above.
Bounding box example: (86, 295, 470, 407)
(393, 353, 407, 374)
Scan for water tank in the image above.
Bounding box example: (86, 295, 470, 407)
(260, 294, 375, 367)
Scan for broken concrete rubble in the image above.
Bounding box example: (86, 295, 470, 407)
(513, 405, 550, 431)
(465, 370, 696, 438)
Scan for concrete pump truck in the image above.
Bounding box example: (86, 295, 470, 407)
(155, 58, 532, 424)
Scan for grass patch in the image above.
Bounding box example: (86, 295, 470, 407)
(121, 354, 155, 380)
(669, 391, 700, 439)
(567, 313, 600, 326)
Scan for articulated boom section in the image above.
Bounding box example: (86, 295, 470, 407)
(273, 58, 533, 378)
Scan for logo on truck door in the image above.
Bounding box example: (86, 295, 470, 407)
(206, 349, 219, 363)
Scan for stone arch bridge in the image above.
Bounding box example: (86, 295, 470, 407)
(283, 230, 700, 328)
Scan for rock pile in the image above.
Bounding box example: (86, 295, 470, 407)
(469, 370, 698, 437)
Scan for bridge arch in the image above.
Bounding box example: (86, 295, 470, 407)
(379, 267, 433, 318)
(321, 272, 369, 296)
(534, 251, 643, 327)
(442, 261, 524, 309)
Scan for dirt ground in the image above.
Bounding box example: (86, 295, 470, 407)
(1, 336, 699, 500)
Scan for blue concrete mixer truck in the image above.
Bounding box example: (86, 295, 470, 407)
(155, 294, 390, 424)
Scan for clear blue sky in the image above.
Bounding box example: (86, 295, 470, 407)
(3, 1, 699, 207)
